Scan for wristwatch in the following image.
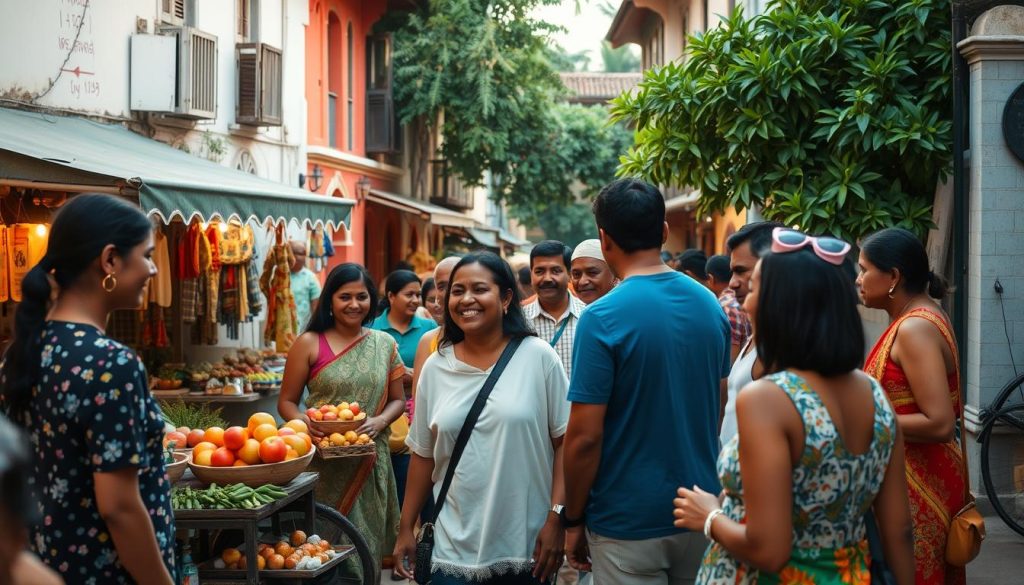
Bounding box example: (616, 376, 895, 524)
(558, 506, 586, 528)
(551, 504, 564, 516)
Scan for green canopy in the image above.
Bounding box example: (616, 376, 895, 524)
(0, 107, 352, 230)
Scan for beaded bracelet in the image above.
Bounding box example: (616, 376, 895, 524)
(704, 508, 725, 541)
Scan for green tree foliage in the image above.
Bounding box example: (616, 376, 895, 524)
(611, 0, 952, 240)
(392, 0, 634, 225)
(601, 41, 640, 72)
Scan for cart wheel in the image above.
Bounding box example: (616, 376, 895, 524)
(208, 502, 377, 585)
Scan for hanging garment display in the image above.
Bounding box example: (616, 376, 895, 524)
(0, 226, 8, 303)
(259, 242, 298, 353)
(148, 229, 172, 308)
(220, 266, 241, 340)
(218, 224, 255, 265)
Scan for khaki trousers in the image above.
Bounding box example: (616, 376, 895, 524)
(588, 529, 706, 585)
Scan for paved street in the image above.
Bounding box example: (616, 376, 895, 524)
(967, 515, 1024, 584)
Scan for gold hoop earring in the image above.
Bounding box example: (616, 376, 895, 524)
(102, 273, 117, 293)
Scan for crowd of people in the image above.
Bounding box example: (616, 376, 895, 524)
(0, 178, 971, 585)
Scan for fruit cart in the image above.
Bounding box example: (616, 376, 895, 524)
(174, 472, 375, 584)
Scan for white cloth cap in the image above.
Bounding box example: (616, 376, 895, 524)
(571, 239, 605, 263)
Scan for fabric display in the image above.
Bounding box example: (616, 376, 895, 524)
(0, 226, 8, 303)
(307, 226, 334, 272)
(259, 241, 298, 353)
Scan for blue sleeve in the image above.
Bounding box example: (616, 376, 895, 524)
(720, 313, 731, 379)
(567, 309, 615, 404)
(308, 273, 322, 303)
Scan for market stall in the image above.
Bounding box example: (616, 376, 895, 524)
(0, 107, 352, 423)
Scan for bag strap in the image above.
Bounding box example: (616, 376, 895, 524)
(549, 318, 570, 347)
(429, 336, 524, 523)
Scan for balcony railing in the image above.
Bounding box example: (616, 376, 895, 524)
(430, 159, 474, 211)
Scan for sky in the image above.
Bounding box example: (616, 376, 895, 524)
(532, 0, 638, 70)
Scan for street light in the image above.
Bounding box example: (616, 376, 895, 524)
(356, 175, 371, 201)
(306, 164, 323, 192)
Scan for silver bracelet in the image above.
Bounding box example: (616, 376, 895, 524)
(703, 508, 725, 541)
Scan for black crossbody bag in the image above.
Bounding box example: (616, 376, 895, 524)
(414, 337, 524, 584)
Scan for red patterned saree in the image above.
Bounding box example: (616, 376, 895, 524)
(865, 308, 966, 585)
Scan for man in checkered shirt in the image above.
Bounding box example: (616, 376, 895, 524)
(522, 240, 586, 378)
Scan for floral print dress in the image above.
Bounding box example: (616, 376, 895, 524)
(16, 321, 176, 583)
(698, 371, 896, 585)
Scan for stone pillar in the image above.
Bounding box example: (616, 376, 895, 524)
(957, 6, 1024, 500)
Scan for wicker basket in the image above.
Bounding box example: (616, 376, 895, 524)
(188, 447, 315, 487)
(317, 443, 375, 460)
(165, 451, 190, 483)
(313, 419, 364, 434)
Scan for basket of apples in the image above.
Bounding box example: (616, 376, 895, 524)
(188, 413, 315, 487)
(305, 401, 367, 434)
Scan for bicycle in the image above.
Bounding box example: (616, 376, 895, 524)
(978, 371, 1024, 537)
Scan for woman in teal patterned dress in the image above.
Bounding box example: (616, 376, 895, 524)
(675, 229, 915, 585)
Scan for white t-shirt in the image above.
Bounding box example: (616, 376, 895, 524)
(407, 336, 570, 580)
(720, 340, 757, 447)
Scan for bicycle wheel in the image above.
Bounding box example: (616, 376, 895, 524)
(209, 502, 377, 585)
(980, 402, 1024, 537)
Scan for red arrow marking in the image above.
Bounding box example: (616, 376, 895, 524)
(61, 66, 94, 77)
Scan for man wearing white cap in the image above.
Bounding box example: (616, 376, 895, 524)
(570, 239, 617, 305)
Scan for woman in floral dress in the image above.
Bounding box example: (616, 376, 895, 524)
(675, 229, 914, 585)
(0, 194, 175, 584)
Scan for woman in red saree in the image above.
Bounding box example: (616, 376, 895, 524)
(858, 228, 966, 585)
(279, 263, 406, 583)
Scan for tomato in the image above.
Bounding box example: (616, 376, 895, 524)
(163, 431, 187, 449)
(259, 437, 287, 464)
(210, 447, 236, 467)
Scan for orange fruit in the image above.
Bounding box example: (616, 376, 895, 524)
(291, 530, 307, 546)
(285, 448, 299, 461)
(344, 430, 358, 443)
(256, 555, 266, 570)
(275, 542, 294, 557)
(329, 433, 345, 446)
(222, 548, 242, 565)
(238, 438, 262, 465)
(268, 554, 285, 570)
(193, 441, 217, 456)
(204, 426, 225, 447)
(282, 434, 309, 457)
(247, 412, 277, 435)
(233, 459, 248, 467)
(252, 423, 278, 442)
(339, 408, 354, 421)
(284, 419, 309, 435)
(297, 432, 312, 450)
(193, 449, 213, 466)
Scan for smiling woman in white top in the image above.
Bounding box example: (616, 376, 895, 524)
(393, 252, 570, 585)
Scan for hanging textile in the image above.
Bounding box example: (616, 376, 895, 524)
(218, 224, 255, 265)
(0, 226, 8, 303)
(220, 266, 241, 340)
(246, 259, 262, 316)
(259, 242, 298, 353)
(149, 229, 172, 308)
(6, 224, 48, 303)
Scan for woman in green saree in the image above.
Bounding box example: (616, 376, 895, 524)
(279, 263, 406, 582)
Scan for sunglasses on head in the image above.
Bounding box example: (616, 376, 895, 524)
(771, 228, 851, 265)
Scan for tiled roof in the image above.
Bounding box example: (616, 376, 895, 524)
(559, 72, 643, 104)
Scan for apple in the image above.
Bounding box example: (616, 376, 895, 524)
(210, 447, 236, 467)
(277, 427, 296, 437)
(252, 423, 278, 442)
(223, 426, 248, 451)
(186, 429, 206, 447)
(349, 403, 361, 416)
(238, 438, 262, 465)
(322, 411, 338, 421)
(339, 409, 354, 421)
(193, 449, 213, 466)
(282, 434, 309, 457)
(319, 404, 333, 413)
(259, 437, 287, 464)
(306, 408, 323, 421)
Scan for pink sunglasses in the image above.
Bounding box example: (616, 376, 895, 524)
(771, 228, 851, 266)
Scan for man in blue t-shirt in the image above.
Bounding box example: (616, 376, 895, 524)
(562, 178, 730, 584)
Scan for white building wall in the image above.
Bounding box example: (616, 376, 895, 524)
(0, 0, 307, 190)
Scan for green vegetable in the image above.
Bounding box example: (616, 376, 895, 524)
(170, 483, 290, 511)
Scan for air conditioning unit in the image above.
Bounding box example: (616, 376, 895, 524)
(236, 43, 282, 126)
(161, 0, 185, 26)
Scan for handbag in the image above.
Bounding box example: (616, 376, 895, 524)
(413, 337, 525, 584)
(946, 407, 985, 566)
(864, 511, 896, 585)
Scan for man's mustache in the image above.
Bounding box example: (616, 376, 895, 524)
(538, 282, 559, 289)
